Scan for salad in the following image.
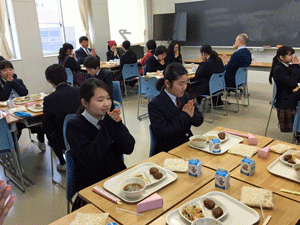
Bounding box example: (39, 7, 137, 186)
(181, 204, 205, 221)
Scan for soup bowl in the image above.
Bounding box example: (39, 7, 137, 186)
(120, 177, 146, 199)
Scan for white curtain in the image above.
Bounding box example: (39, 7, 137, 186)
(0, 0, 13, 59)
(77, 0, 93, 47)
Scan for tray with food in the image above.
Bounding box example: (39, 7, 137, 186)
(13, 96, 32, 104)
(268, 151, 300, 183)
(279, 150, 300, 166)
(27, 103, 43, 112)
(166, 191, 260, 225)
(188, 132, 243, 155)
(103, 162, 177, 203)
(0, 101, 7, 107)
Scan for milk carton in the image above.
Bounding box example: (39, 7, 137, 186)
(215, 168, 230, 190)
(188, 158, 202, 177)
(209, 138, 221, 153)
(240, 157, 256, 176)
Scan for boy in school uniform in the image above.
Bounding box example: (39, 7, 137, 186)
(42, 64, 81, 171)
(83, 56, 113, 94)
(75, 36, 100, 64)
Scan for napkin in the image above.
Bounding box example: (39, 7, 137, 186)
(14, 111, 33, 119)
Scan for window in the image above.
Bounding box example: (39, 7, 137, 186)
(35, 0, 85, 55)
(108, 0, 146, 45)
(4, 0, 18, 58)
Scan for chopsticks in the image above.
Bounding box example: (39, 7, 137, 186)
(262, 215, 272, 225)
(259, 198, 272, 225)
(280, 188, 300, 196)
(116, 207, 144, 216)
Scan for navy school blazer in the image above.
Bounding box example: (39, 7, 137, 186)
(75, 47, 100, 65)
(0, 75, 28, 101)
(85, 69, 113, 95)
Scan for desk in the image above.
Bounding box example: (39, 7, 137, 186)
(79, 152, 215, 225)
(149, 178, 300, 225)
(80, 63, 120, 71)
(169, 126, 273, 171)
(49, 204, 119, 225)
(145, 73, 195, 80)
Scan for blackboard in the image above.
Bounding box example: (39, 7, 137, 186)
(175, 0, 300, 47)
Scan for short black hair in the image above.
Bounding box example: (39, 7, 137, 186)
(79, 36, 89, 43)
(0, 56, 5, 61)
(83, 56, 100, 70)
(122, 40, 131, 50)
(146, 40, 156, 50)
(154, 46, 167, 56)
(45, 64, 67, 86)
(0, 60, 13, 70)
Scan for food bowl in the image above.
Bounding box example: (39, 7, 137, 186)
(190, 135, 208, 148)
(293, 164, 300, 177)
(13, 97, 23, 102)
(179, 202, 205, 223)
(191, 218, 224, 225)
(120, 177, 146, 199)
(34, 103, 43, 109)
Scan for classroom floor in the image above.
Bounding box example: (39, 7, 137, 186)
(3, 81, 293, 225)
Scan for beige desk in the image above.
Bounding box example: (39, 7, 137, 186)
(169, 126, 273, 172)
(81, 63, 119, 71)
(79, 152, 215, 225)
(149, 178, 300, 225)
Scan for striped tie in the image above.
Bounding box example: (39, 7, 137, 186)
(176, 97, 182, 110)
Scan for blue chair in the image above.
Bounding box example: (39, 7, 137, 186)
(112, 81, 126, 125)
(225, 67, 249, 113)
(143, 66, 147, 75)
(66, 68, 73, 86)
(149, 125, 157, 157)
(292, 101, 300, 144)
(65, 149, 77, 214)
(265, 79, 277, 136)
(122, 63, 139, 99)
(0, 118, 26, 192)
(137, 76, 160, 120)
(200, 71, 227, 123)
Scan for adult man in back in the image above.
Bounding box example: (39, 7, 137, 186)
(222, 33, 252, 87)
(75, 36, 100, 64)
(42, 64, 81, 172)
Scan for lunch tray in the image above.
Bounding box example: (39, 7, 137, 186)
(103, 162, 177, 203)
(26, 106, 43, 113)
(189, 131, 244, 155)
(267, 151, 300, 183)
(166, 191, 260, 225)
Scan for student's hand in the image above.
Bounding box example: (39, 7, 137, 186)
(107, 109, 122, 122)
(222, 54, 229, 64)
(292, 55, 300, 64)
(182, 100, 195, 118)
(72, 52, 76, 60)
(90, 48, 96, 57)
(5, 74, 13, 82)
(114, 49, 118, 56)
(159, 59, 165, 65)
(0, 179, 14, 225)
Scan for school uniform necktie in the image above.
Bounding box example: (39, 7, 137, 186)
(176, 97, 182, 110)
(98, 119, 104, 127)
(85, 48, 90, 56)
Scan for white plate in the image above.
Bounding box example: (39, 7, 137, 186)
(203, 131, 229, 143)
(199, 197, 228, 221)
(279, 151, 300, 167)
(103, 162, 177, 203)
(179, 201, 204, 223)
(166, 191, 260, 225)
(27, 106, 43, 112)
(133, 167, 167, 186)
(0, 101, 7, 107)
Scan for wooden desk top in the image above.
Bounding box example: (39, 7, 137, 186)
(149, 178, 300, 225)
(79, 152, 215, 225)
(231, 151, 300, 203)
(81, 63, 119, 71)
(145, 72, 195, 80)
(49, 204, 118, 225)
(169, 126, 273, 172)
(5, 114, 19, 124)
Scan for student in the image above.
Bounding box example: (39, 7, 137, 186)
(148, 63, 204, 155)
(165, 40, 183, 65)
(119, 40, 137, 71)
(188, 44, 225, 106)
(42, 64, 81, 172)
(139, 40, 156, 75)
(0, 56, 4, 61)
(75, 36, 100, 64)
(58, 43, 85, 87)
(83, 56, 113, 94)
(66, 78, 135, 192)
(106, 40, 120, 61)
(0, 179, 15, 225)
(269, 46, 300, 132)
(222, 33, 252, 87)
(145, 46, 167, 73)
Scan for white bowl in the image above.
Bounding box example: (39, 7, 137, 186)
(192, 218, 224, 225)
(293, 164, 300, 177)
(120, 177, 146, 199)
(34, 103, 43, 109)
(179, 201, 205, 223)
(190, 135, 208, 148)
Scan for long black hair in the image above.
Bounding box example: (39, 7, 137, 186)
(122, 40, 135, 60)
(167, 40, 180, 57)
(200, 44, 218, 61)
(269, 46, 295, 84)
(77, 78, 114, 115)
(58, 43, 73, 61)
(156, 63, 187, 91)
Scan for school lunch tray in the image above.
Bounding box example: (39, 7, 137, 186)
(267, 150, 300, 183)
(166, 191, 260, 225)
(103, 162, 177, 203)
(188, 131, 244, 155)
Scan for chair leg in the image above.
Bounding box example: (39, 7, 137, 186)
(123, 79, 128, 100)
(51, 148, 66, 189)
(122, 104, 126, 125)
(265, 107, 273, 136)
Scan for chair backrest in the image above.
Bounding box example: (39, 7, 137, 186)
(293, 101, 300, 132)
(0, 118, 14, 154)
(112, 81, 123, 107)
(65, 68, 73, 85)
(63, 114, 76, 150)
(122, 63, 139, 80)
(271, 78, 277, 107)
(235, 67, 247, 87)
(66, 150, 77, 201)
(139, 76, 160, 99)
(149, 124, 157, 157)
(143, 66, 147, 75)
(209, 71, 226, 96)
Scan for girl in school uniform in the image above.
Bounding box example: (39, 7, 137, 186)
(106, 40, 120, 61)
(269, 46, 300, 132)
(139, 40, 156, 75)
(165, 40, 183, 65)
(145, 46, 168, 73)
(148, 63, 204, 155)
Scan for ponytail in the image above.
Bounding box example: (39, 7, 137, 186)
(269, 56, 280, 84)
(210, 50, 218, 61)
(58, 47, 65, 61)
(107, 45, 111, 51)
(58, 43, 74, 61)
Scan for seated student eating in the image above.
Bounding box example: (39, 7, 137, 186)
(165, 40, 183, 65)
(145, 46, 167, 73)
(106, 40, 120, 61)
(139, 39, 156, 75)
(148, 63, 204, 156)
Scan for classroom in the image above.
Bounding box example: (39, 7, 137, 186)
(0, 0, 300, 224)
